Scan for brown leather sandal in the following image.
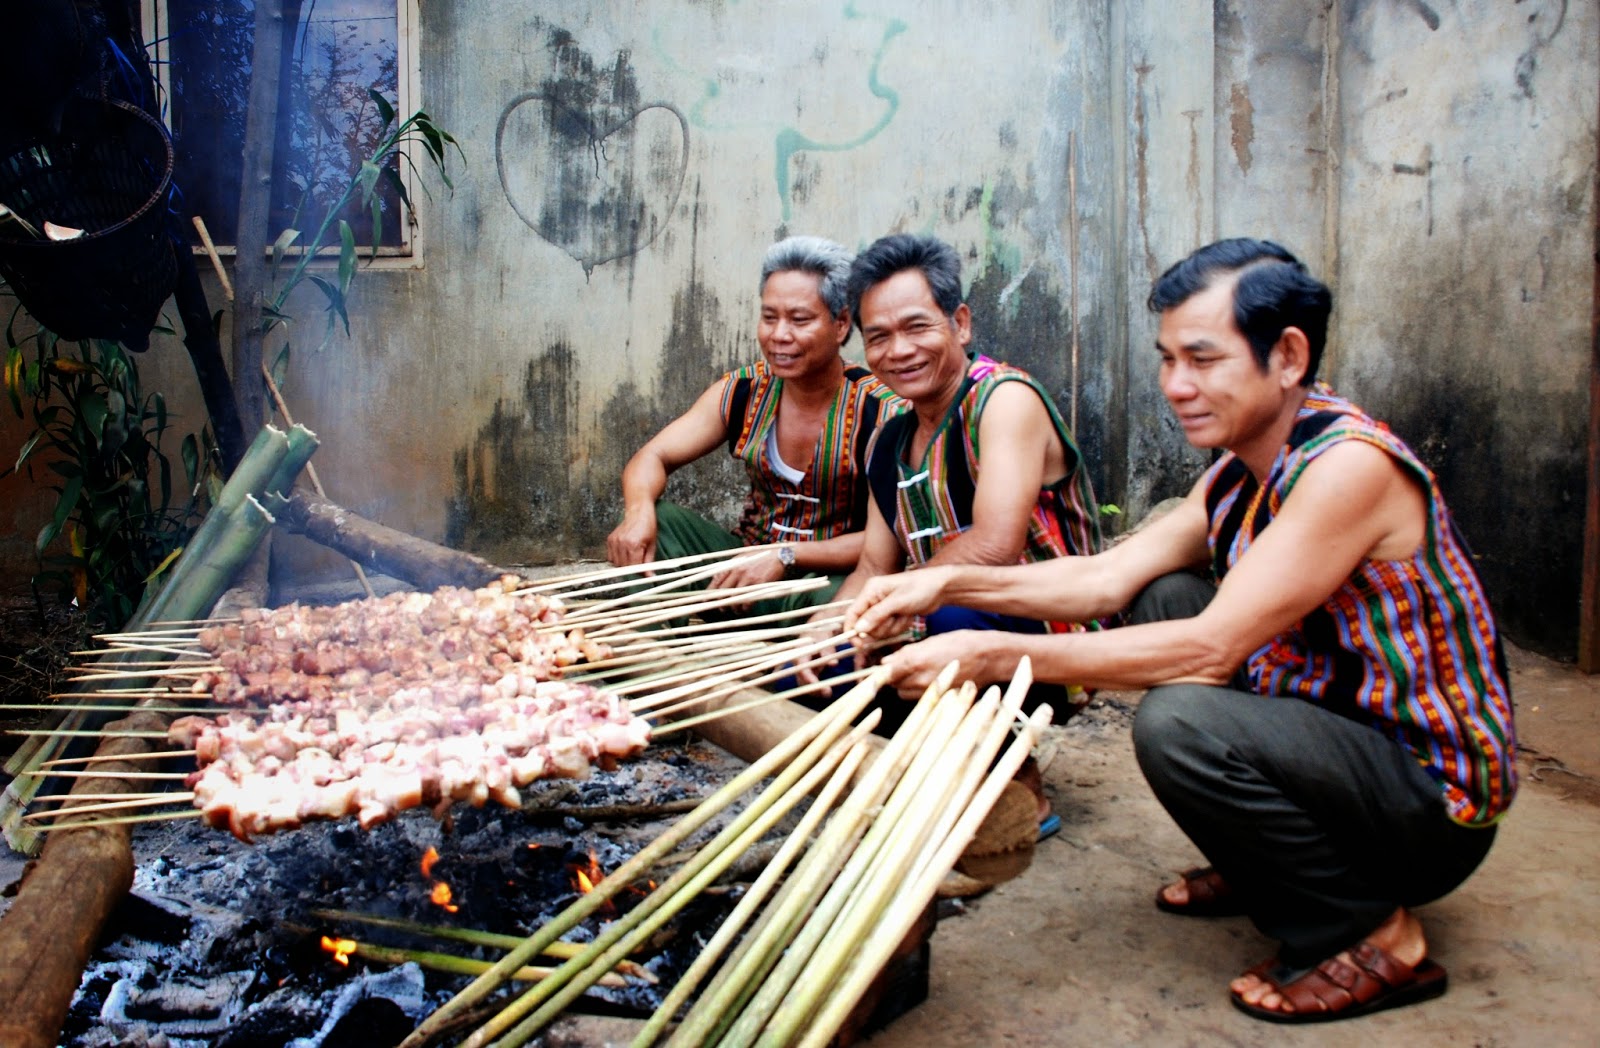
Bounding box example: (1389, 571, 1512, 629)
(1153, 866, 1245, 917)
(1231, 942, 1449, 1024)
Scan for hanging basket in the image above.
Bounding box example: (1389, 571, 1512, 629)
(0, 97, 177, 352)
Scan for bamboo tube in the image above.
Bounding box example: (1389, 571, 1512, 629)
(711, 685, 975, 1048)
(328, 938, 627, 988)
(136, 425, 290, 628)
(397, 668, 891, 1048)
(630, 738, 870, 1048)
(796, 706, 1053, 1048)
(664, 665, 959, 1047)
(308, 910, 654, 982)
(485, 720, 882, 1048)
(756, 686, 1004, 1045)
(24, 794, 194, 821)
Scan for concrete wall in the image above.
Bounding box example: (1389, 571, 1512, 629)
(0, 0, 1594, 658)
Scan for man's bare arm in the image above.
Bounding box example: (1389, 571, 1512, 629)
(606, 380, 729, 566)
(877, 440, 1426, 693)
(921, 382, 1060, 567)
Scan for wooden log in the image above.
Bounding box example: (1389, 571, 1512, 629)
(0, 707, 172, 1048)
(276, 491, 514, 591)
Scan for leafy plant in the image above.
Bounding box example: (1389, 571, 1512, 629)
(2, 319, 215, 627)
(261, 90, 461, 365)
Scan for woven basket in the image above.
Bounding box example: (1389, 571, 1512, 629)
(0, 98, 177, 352)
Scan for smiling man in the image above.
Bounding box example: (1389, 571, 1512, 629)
(844, 238, 1516, 1023)
(812, 233, 1101, 732)
(606, 236, 894, 614)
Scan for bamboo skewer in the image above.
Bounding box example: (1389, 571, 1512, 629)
(511, 545, 776, 596)
(584, 578, 830, 639)
(41, 750, 196, 768)
(70, 644, 208, 660)
(649, 668, 877, 738)
(93, 626, 207, 641)
(23, 793, 195, 822)
(32, 809, 202, 832)
(18, 769, 190, 780)
(66, 667, 213, 682)
(599, 600, 848, 648)
(29, 792, 175, 803)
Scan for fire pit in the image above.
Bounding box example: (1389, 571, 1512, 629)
(57, 736, 758, 1046)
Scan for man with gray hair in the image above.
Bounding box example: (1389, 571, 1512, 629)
(607, 236, 897, 614)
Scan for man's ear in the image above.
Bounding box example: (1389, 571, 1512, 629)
(951, 303, 973, 349)
(1275, 327, 1310, 387)
(834, 309, 852, 345)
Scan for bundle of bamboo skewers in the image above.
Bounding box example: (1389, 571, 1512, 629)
(392, 658, 1048, 1048)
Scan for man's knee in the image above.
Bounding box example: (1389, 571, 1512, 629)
(1125, 571, 1214, 626)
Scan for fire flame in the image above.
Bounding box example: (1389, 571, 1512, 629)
(420, 845, 459, 912)
(430, 881, 460, 913)
(570, 849, 605, 895)
(321, 936, 357, 966)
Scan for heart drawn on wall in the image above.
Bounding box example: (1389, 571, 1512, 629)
(496, 91, 690, 274)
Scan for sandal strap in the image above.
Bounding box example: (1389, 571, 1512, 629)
(1274, 942, 1418, 1016)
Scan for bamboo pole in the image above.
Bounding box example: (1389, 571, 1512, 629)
(396, 668, 891, 1048)
(795, 706, 1052, 1048)
(711, 685, 975, 1048)
(630, 738, 869, 1048)
(317, 937, 628, 989)
(485, 720, 882, 1048)
(663, 665, 959, 1047)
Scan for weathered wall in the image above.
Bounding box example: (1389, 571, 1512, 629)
(0, 0, 1594, 658)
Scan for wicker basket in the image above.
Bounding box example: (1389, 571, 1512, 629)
(0, 97, 177, 352)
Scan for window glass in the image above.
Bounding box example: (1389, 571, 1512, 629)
(164, 0, 407, 252)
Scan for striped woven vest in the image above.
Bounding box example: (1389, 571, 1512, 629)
(1204, 383, 1517, 825)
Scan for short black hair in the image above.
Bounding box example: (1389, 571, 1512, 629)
(845, 233, 963, 327)
(1148, 238, 1332, 386)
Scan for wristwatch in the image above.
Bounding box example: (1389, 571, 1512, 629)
(776, 545, 797, 575)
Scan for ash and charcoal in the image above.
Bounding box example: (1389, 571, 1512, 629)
(61, 737, 761, 1048)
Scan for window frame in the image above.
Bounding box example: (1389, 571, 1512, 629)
(143, 0, 426, 269)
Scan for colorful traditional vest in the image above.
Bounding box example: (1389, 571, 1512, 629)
(1203, 383, 1516, 826)
(866, 355, 1101, 568)
(718, 361, 896, 546)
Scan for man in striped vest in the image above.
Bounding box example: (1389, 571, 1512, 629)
(807, 233, 1101, 748)
(606, 236, 895, 617)
(844, 238, 1516, 1024)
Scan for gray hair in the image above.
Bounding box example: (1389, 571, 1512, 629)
(760, 235, 854, 319)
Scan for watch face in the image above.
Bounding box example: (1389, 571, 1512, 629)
(779, 546, 795, 567)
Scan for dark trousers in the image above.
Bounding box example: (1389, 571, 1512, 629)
(1127, 573, 1497, 966)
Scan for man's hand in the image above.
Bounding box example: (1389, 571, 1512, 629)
(606, 507, 658, 567)
(710, 549, 787, 595)
(880, 630, 1008, 698)
(845, 566, 954, 640)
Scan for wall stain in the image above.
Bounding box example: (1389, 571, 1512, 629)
(1133, 62, 1157, 279)
(1402, 0, 1442, 31)
(1514, 0, 1568, 99)
(772, 13, 906, 221)
(1229, 82, 1254, 173)
(450, 195, 747, 563)
(495, 32, 689, 275)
